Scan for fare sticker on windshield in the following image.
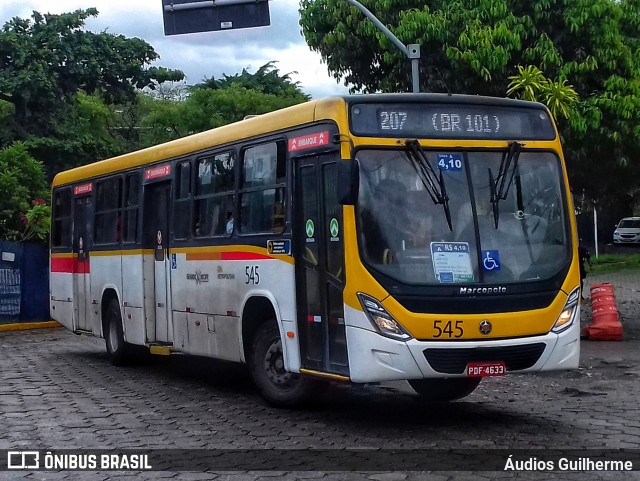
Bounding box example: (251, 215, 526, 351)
(431, 242, 475, 283)
(437, 153, 463, 172)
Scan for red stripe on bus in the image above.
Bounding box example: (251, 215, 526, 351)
(220, 252, 272, 261)
(51, 257, 90, 274)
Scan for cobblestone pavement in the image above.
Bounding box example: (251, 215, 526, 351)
(2, 284, 640, 481)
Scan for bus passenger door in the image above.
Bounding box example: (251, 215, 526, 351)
(73, 196, 91, 331)
(294, 153, 349, 376)
(144, 182, 173, 344)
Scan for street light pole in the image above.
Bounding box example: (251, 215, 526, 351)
(343, 0, 421, 93)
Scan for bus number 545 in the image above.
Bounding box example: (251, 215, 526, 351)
(433, 320, 463, 338)
(245, 265, 260, 285)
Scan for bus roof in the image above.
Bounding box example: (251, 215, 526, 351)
(52, 93, 549, 187)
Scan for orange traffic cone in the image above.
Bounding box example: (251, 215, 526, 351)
(584, 283, 623, 341)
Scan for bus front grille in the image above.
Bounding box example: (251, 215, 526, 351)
(423, 343, 547, 374)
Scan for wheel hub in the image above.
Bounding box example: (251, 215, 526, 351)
(263, 339, 292, 386)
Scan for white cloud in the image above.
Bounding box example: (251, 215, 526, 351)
(0, 0, 350, 98)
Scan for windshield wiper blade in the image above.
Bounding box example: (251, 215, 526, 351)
(489, 141, 522, 228)
(405, 139, 453, 231)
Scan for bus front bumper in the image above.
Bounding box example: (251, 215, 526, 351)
(345, 312, 580, 383)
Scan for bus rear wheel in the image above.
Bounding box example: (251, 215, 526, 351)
(408, 378, 481, 402)
(105, 298, 131, 366)
(249, 322, 321, 408)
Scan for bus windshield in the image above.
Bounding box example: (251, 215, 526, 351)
(356, 148, 570, 285)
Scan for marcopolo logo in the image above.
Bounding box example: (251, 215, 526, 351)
(459, 286, 507, 295)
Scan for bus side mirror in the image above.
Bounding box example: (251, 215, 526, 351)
(337, 160, 358, 205)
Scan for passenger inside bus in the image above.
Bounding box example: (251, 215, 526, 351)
(226, 212, 234, 234)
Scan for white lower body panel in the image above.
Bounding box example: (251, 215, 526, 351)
(345, 308, 580, 383)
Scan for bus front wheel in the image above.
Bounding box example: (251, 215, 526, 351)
(408, 378, 481, 402)
(105, 298, 131, 366)
(249, 322, 321, 408)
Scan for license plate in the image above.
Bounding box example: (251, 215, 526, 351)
(466, 361, 506, 377)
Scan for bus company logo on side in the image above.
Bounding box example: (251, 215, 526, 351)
(216, 266, 235, 280)
(459, 286, 507, 295)
(186, 269, 209, 284)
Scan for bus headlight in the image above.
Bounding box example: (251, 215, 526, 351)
(552, 287, 580, 333)
(357, 293, 412, 340)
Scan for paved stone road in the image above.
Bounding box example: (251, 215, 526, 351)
(3, 258, 637, 481)
(2, 317, 640, 481)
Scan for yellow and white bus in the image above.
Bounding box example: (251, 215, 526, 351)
(50, 94, 580, 406)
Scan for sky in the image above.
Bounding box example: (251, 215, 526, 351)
(0, 0, 351, 99)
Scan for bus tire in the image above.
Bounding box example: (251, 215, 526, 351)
(408, 378, 481, 402)
(249, 322, 321, 408)
(105, 298, 130, 366)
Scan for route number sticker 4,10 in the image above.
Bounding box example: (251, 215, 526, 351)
(437, 153, 463, 172)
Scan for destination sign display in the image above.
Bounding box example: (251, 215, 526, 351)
(350, 103, 556, 140)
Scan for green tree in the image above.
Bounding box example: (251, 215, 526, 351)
(0, 143, 49, 240)
(507, 65, 579, 121)
(181, 84, 308, 132)
(197, 62, 311, 101)
(139, 63, 311, 142)
(23, 92, 129, 179)
(137, 93, 188, 146)
(0, 8, 184, 140)
(299, 0, 640, 204)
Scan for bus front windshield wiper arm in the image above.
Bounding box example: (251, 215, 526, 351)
(405, 139, 453, 231)
(489, 141, 522, 228)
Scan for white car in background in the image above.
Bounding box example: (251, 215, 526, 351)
(613, 217, 640, 244)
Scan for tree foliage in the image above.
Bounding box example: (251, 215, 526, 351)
(507, 65, 578, 120)
(22, 92, 130, 179)
(140, 63, 311, 145)
(0, 8, 184, 140)
(197, 61, 311, 101)
(0, 143, 49, 240)
(299, 0, 640, 204)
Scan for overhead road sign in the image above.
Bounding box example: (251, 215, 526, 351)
(162, 0, 270, 35)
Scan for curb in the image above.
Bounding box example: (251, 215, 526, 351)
(0, 321, 62, 332)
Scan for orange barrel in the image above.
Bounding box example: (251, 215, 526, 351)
(591, 295, 617, 308)
(590, 283, 615, 301)
(586, 283, 623, 341)
(591, 304, 619, 322)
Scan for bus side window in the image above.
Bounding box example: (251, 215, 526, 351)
(51, 188, 72, 248)
(194, 151, 235, 237)
(122, 172, 140, 243)
(240, 141, 286, 234)
(174, 161, 192, 239)
(94, 177, 122, 244)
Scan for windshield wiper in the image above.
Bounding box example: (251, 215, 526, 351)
(405, 139, 452, 231)
(489, 141, 522, 228)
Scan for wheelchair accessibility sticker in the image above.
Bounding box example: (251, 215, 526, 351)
(481, 250, 501, 272)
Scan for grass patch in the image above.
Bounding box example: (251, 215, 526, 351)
(590, 254, 640, 274)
